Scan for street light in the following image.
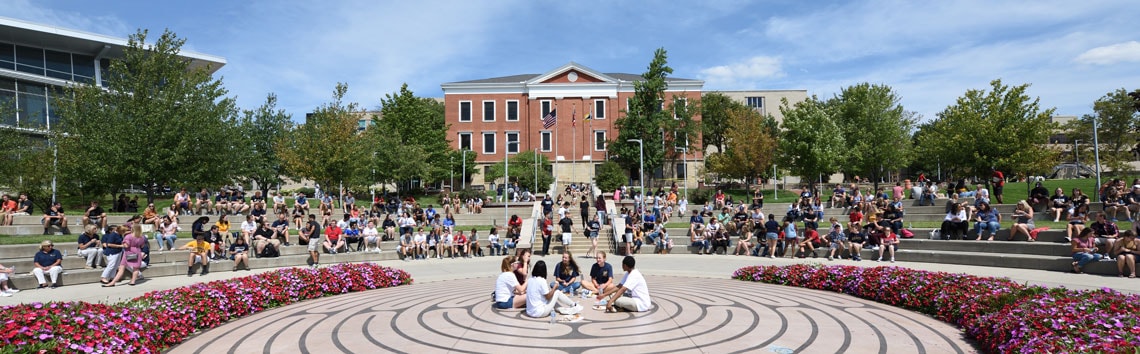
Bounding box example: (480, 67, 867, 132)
(677, 146, 689, 202)
(534, 148, 539, 194)
(627, 139, 644, 203)
(461, 149, 467, 190)
(505, 141, 518, 226)
(1073, 139, 1080, 165)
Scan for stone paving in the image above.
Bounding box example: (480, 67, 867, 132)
(5, 254, 1139, 353)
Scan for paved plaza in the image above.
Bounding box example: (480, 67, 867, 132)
(5, 254, 1138, 353)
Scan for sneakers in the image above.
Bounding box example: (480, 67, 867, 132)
(557, 303, 584, 315)
(187, 268, 194, 277)
(5, 289, 19, 294)
(871, 246, 880, 251)
(827, 256, 833, 261)
(0, 292, 10, 297)
(890, 257, 896, 263)
(876, 257, 882, 262)
(201, 264, 210, 276)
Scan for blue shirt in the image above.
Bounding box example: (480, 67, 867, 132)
(977, 209, 1000, 223)
(102, 231, 124, 256)
(554, 262, 580, 284)
(784, 223, 798, 239)
(34, 249, 63, 267)
(765, 220, 781, 234)
(589, 262, 613, 284)
(689, 215, 704, 225)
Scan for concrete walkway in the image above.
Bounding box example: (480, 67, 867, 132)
(2, 253, 1136, 307)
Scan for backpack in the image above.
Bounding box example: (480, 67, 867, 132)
(260, 244, 280, 258)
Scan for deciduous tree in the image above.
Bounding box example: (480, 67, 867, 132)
(706, 106, 777, 185)
(777, 96, 845, 188)
(1062, 88, 1139, 173)
(833, 83, 916, 189)
(237, 93, 292, 194)
(700, 92, 742, 153)
(277, 83, 370, 192)
(916, 79, 1057, 182)
(484, 150, 553, 193)
(53, 29, 240, 203)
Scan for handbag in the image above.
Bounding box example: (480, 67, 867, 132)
(125, 252, 139, 262)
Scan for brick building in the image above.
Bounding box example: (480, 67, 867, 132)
(441, 62, 704, 189)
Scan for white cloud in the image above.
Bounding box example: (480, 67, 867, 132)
(698, 56, 784, 88)
(1075, 41, 1140, 65)
(1, 0, 130, 38)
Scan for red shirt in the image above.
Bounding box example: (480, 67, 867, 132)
(805, 229, 820, 243)
(848, 211, 863, 224)
(1, 200, 14, 212)
(881, 231, 899, 245)
(992, 171, 1005, 187)
(542, 219, 553, 236)
(325, 225, 342, 241)
(455, 234, 468, 244)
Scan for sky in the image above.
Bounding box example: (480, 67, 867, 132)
(5, 0, 1140, 122)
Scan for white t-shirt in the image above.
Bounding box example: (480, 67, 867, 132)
(525, 276, 551, 317)
(413, 233, 426, 244)
(362, 227, 379, 238)
(495, 272, 520, 303)
(620, 269, 652, 312)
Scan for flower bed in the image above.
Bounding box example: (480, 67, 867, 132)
(733, 264, 1140, 353)
(0, 263, 413, 353)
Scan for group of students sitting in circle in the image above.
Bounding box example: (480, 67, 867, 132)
(493, 250, 652, 319)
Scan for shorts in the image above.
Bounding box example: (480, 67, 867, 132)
(307, 241, 319, 252)
(994, 185, 1003, 195)
(494, 295, 515, 309)
(765, 232, 778, 240)
(622, 233, 633, 243)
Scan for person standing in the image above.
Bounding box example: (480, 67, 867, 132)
(559, 214, 573, 248)
(585, 215, 601, 258)
(541, 214, 553, 256)
(596, 256, 652, 313)
(991, 168, 1005, 204)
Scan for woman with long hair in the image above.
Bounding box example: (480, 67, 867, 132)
(493, 256, 527, 309)
(1009, 200, 1036, 241)
(552, 252, 582, 294)
(524, 260, 582, 318)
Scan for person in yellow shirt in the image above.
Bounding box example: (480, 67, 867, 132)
(179, 233, 211, 276)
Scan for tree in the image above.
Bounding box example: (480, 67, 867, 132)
(1062, 88, 1139, 172)
(595, 161, 627, 193)
(777, 96, 845, 188)
(833, 83, 916, 188)
(277, 83, 370, 192)
(700, 92, 743, 153)
(705, 105, 778, 184)
(612, 48, 672, 185)
(52, 29, 241, 203)
(237, 93, 292, 194)
(0, 96, 55, 210)
(369, 83, 451, 190)
(484, 151, 553, 193)
(662, 94, 700, 180)
(916, 79, 1058, 182)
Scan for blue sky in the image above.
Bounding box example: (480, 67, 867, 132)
(7, 0, 1140, 122)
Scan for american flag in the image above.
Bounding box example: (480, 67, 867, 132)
(542, 109, 557, 129)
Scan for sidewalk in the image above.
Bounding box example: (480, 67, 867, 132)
(2, 254, 1135, 306)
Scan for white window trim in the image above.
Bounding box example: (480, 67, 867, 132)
(482, 100, 496, 122)
(594, 99, 606, 120)
(540, 100, 553, 117)
(505, 131, 520, 154)
(593, 130, 607, 151)
(457, 132, 473, 150)
(458, 100, 472, 122)
(540, 131, 552, 152)
(506, 100, 519, 121)
(673, 98, 687, 120)
(482, 131, 496, 155)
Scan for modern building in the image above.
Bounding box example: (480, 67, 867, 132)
(0, 16, 225, 132)
(442, 62, 704, 188)
(712, 89, 809, 125)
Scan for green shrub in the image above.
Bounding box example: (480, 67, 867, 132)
(596, 161, 627, 193)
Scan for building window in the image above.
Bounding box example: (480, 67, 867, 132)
(746, 96, 764, 115)
(482, 100, 495, 121)
(482, 132, 496, 154)
(459, 101, 472, 122)
(506, 100, 519, 121)
(672, 98, 686, 119)
(458, 132, 472, 150)
(540, 131, 552, 152)
(0, 43, 14, 70)
(594, 99, 606, 120)
(15, 45, 44, 76)
(676, 162, 687, 178)
(18, 82, 47, 128)
(540, 100, 552, 118)
(357, 119, 368, 131)
(44, 49, 72, 81)
(594, 130, 606, 151)
(506, 131, 519, 154)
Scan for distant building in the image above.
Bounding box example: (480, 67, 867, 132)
(441, 62, 704, 188)
(0, 17, 225, 132)
(711, 90, 809, 125)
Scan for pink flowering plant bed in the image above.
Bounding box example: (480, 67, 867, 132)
(733, 264, 1140, 353)
(0, 263, 413, 353)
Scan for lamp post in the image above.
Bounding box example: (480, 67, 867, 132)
(627, 139, 644, 202)
(1092, 117, 1102, 201)
(534, 148, 539, 194)
(450, 155, 454, 190)
(678, 147, 689, 202)
(505, 141, 517, 225)
(1073, 139, 1080, 165)
(461, 149, 467, 190)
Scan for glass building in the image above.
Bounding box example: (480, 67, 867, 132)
(0, 16, 226, 132)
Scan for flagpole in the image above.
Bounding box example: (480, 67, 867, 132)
(572, 103, 577, 170)
(554, 103, 558, 186)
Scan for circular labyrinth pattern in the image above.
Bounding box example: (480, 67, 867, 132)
(172, 276, 976, 354)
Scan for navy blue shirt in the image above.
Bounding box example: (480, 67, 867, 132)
(102, 231, 124, 256)
(554, 262, 580, 284)
(589, 262, 613, 284)
(689, 215, 704, 225)
(35, 249, 63, 267)
(77, 233, 99, 249)
(765, 220, 781, 234)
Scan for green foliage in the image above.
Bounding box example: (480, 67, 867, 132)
(484, 150, 553, 192)
(277, 83, 370, 190)
(700, 92, 744, 152)
(0, 129, 54, 209)
(688, 187, 713, 205)
(595, 160, 627, 193)
(833, 83, 916, 185)
(612, 48, 672, 180)
(237, 93, 292, 192)
(662, 94, 700, 178)
(52, 29, 240, 201)
(1062, 88, 1139, 173)
(778, 96, 845, 186)
(454, 187, 486, 203)
(368, 83, 451, 187)
(706, 105, 778, 184)
(916, 79, 1058, 180)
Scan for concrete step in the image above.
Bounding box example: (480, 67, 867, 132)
(0, 239, 406, 261)
(5, 250, 400, 289)
(911, 228, 1072, 243)
(899, 238, 1069, 256)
